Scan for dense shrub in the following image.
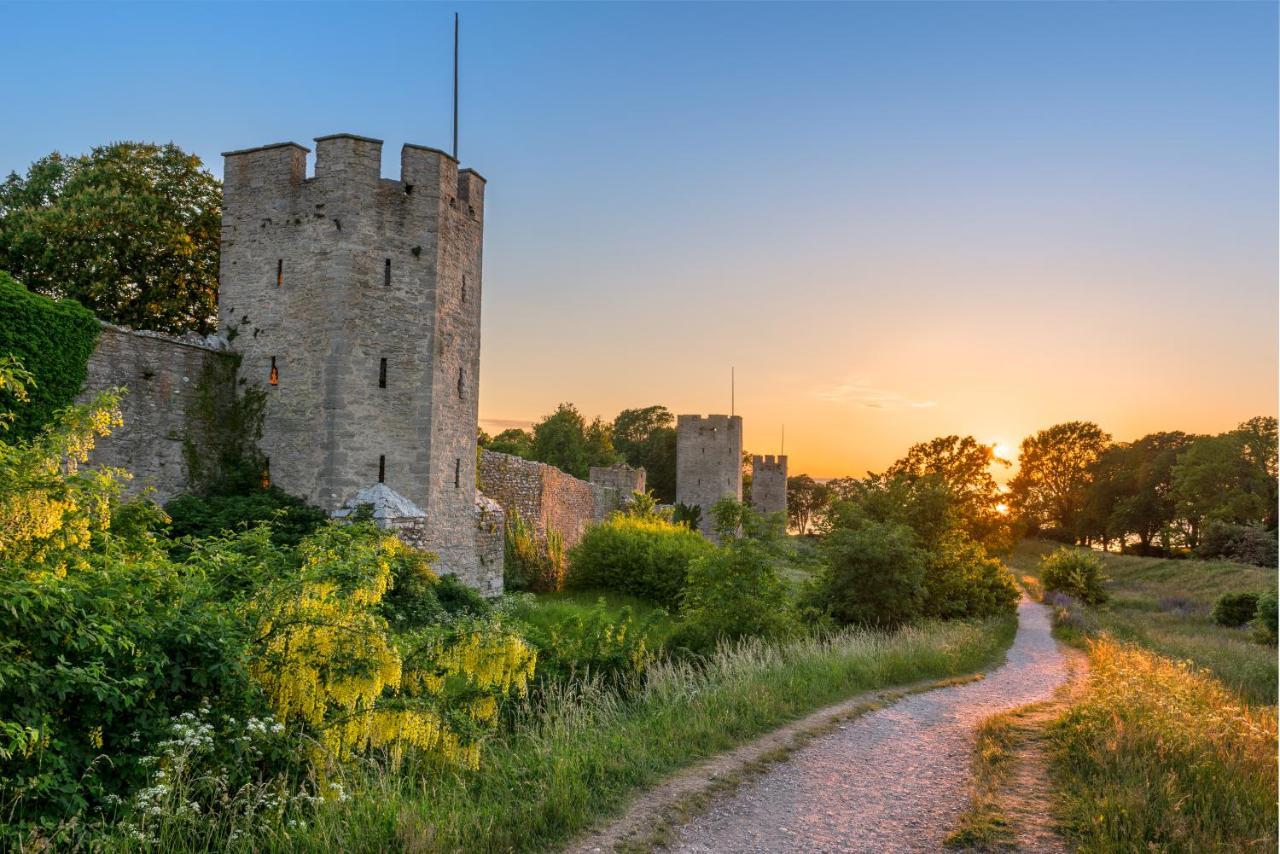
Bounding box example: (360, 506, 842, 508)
(671, 539, 795, 652)
(1197, 522, 1279, 568)
(1212, 592, 1260, 628)
(513, 596, 660, 685)
(815, 519, 925, 627)
(566, 515, 713, 609)
(1252, 589, 1278, 646)
(921, 533, 1020, 619)
(1040, 547, 1108, 605)
(0, 271, 100, 438)
(503, 509, 566, 592)
(165, 487, 327, 551)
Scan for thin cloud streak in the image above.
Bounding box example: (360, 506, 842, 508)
(814, 379, 937, 411)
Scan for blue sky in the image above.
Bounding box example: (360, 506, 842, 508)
(4, 1, 1276, 476)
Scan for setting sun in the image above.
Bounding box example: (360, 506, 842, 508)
(992, 444, 1013, 463)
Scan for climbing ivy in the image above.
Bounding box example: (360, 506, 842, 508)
(181, 353, 268, 495)
(0, 271, 100, 439)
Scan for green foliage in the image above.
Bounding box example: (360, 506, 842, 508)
(0, 272, 100, 438)
(884, 435, 1012, 552)
(1173, 421, 1278, 546)
(1040, 547, 1108, 605)
(671, 502, 702, 531)
(1196, 521, 1278, 568)
(165, 487, 327, 551)
(816, 519, 925, 627)
(612, 405, 677, 503)
(482, 427, 534, 458)
(1079, 432, 1191, 552)
(529, 403, 619, 478)
(921, 532, 1020, 620)
(0, 142, 221, 334)
(1008, 421, 1111, 540)
(1211, 592, 1260, 628)
(672, 538, 795, 653)
(182, 355, 268, 495)
(566, 514, 713, 609)
(786, 473, 830, 534)
(1252, 590, 1278, 646)
(511, 595, 662, 685)
(503, 510, 566, 593)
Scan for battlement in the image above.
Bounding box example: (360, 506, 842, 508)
(223, 134, 484, 206)
(677, 414, 741, 432)
(752, 454, 787, 470)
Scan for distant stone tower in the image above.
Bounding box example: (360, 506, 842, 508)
(750, 454, 788, 517)
(676, 414, 743, 537)
(219, 133, 488, 583)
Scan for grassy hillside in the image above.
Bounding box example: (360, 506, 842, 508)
(1009, 539, 1277, 704)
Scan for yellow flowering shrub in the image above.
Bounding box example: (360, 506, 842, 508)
(0, 379, 125, 577)
(249, 523, 536, 772)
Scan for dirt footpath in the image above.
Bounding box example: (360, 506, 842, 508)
(665, 598, 1069, 852)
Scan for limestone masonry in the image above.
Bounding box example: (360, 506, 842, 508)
(218, 134, 490, 586)
(675, 414, 743, 537)
(478, 450, 644, 549)
(750, 454, 788, 516)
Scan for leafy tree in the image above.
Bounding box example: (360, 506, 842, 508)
(612, 405, 677, 502)
(1081, 432, 1191, 552)
(884, 435, 1011, 551)
(483, 427, 534, 458)
(529, 403, 619, 478)
(1008, 421, 1111, 542)
(816, 518, 925, 628)
(1172, 423, 1276, 546)
(673, 537, 795, 652)
(1040, 547, 1108, 604)
(0, 142, 221, 334)
(786, 474, 830, 534)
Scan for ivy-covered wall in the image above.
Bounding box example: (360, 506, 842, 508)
(79, 324, 238, 502)
(0, 271, 100, 438)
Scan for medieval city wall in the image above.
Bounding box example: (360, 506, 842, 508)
(675, 414, 743, 537)
(751, 454, 788, 515)
(478, 450, 641, 547)
(80, 323, 237, 503)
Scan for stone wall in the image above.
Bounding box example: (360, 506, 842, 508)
(478, 450, 641, 548)
(80, 323, 237, 503)
(389, 494, 504, 596)
(675, 414, 743, 538)
(750, 454, 788, 516)
(589, 462, 647, 496)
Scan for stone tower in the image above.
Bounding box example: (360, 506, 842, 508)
(750, 454, 788, 517)
(676, 414, 743, 537)
(219, 133, 486, 578)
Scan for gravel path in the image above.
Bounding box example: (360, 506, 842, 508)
(669, 598, 1069, 853)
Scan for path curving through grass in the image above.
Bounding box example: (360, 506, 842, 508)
(668, 598, 1069, 853)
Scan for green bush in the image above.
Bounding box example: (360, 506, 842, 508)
(566, 515, 713, 609)
(1197, 522, 1279, 568)
(0, 271, 100, 438)
(1040, 547, 1108, 605)
(671, 539, 796, 653)
(921, 533, 1020, 619)
(513, 596, 660, 685)
(1252, 589, 1278, 645)
(164, 487, 327, 552)
(1212, 592, 1260, 628)
(503, 509, 566, 593)
(815, 519, 925, 627)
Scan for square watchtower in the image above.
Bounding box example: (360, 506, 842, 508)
(675, 414, 743, 538)
(219, 133, 485, 574)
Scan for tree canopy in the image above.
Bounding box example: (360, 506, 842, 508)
(0, 142, 221, 334)
(1008, 421, 1111, 538)
(528, 403, 619, 479)
(612, 405, 677, 502)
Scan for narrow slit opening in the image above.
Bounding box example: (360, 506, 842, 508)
(379, 358, 387, 389)
(378, 455, 386, 484)
(269, 357, 278, 386)
(276, 259, 283, 288)
(384, 258, 391, 287)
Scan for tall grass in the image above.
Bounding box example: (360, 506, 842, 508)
(1010, 539, 1277, 704)
(1051, 637, 1278, 852)
(280, 615, 1015, 852)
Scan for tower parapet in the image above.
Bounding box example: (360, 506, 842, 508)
(219, 132, 489, 586)
(676, 414, 743, 538)
(750, 454, 788, 517)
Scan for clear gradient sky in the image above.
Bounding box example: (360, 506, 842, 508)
(4, 1, 1276, 478)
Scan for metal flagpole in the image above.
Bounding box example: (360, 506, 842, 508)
(452, 13, 459, 160)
